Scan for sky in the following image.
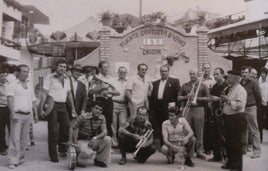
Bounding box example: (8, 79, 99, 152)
(19, 0, 245, 35)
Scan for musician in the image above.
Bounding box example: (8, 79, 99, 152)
(221, 70, 247, 171)
(126, 63, 153, 118)
(177, 69, 209, 160)
(161, 108, 195, 167)
(68, 101, 111, 168)
(150, 65, 180, 146)
(118, 106, 156, 165)
(240, 66, 262, 158)
(250, 68, 258, 81)
(208, 67, 229, 162)
(202, 63, 216, 155)
(96, 60, 119, 137)
(39, 59, 76, 162)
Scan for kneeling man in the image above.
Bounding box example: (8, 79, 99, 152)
(118, 106, 156, 165)
(161, 108, 195, 167)
(68, 101, 111, 168)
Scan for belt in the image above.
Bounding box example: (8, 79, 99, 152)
(246, 104, 256, 107)
(54, 101, 65, 105)
(15, 111, 31, 115)
(113, 100, 127, 104)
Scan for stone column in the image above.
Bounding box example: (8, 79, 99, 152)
(99, 28, 111, 62)
(196, 27, 209, 73)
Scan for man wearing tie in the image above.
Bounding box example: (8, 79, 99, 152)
(150, 65, 180, 145)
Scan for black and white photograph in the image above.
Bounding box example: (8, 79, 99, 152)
(0, 0, 268, 170)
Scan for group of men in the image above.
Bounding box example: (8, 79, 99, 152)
(0, 58, 267, 171)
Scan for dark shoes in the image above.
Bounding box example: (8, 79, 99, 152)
(94, 159, 107, 168)
(221, 165, 231, 169)
(184, 157, 194, 167)
(0, 151, 7, 156)
(196, 153, 206, 160)
(50, 158, 59, 163)
(119, 157, 127, 165)
(166, 153, 175, 164)
(208, 157, 222, 162)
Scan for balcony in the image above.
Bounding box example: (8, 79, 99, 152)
(0, 36, 21, 61)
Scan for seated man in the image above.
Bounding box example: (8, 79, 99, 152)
(118, 106, 156, 165)
(161, 108, 195, 167)
(68, 101, 111, 168)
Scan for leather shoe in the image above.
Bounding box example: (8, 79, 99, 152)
(196, 153, 206, 160)
(119, 157, 127, 165)
(50, 158, 59, 163)
(94, 159, 107, 167)
(184, 157, 194, 167)
(208, 157, 222, 162)
(221, 165, 230, 169)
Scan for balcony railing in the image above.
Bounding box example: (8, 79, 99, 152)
(0, 36, 21, 49)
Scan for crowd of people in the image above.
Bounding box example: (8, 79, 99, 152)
(0, 59, 267, 171)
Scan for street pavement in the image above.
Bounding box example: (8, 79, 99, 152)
(0, 121, 267, 171)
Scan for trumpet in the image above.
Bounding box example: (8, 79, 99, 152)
(181, 72, 204, 117)
(133, 129, 153, 157)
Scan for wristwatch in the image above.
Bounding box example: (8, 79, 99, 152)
(92, 137, 97, 140)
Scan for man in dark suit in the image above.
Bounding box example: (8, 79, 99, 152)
(150, 65, 180, 145)
(68, 64, 88, 119)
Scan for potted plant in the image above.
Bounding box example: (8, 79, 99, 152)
(100, 11, 113, 26)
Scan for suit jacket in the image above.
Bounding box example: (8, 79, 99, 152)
(150, 77, 180, 115)
(68, 78, 87, 116)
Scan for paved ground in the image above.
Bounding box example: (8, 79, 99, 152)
(0, 121, 267, 171)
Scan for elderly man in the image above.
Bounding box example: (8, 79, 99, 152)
(240, 66, 262, 158)
(221, 70, 247, 171)
(118, 106, 156, 165)
(39, 59, 76, 162)
(0, 67, 10, 156)
(178, 69, 210, 160)
(126, 63, 153, 118)
(7, 64, 38, 169)
(68, 101, 111, 168)
(161, 108, 195, 167)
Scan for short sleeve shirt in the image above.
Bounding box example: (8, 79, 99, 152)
(43, 73, 71, 103)
(72, 112, 106, 140)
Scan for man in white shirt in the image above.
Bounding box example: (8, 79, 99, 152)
(6, 64, 38, 169)
(126, 63, 153, 118)
(39, 59, 76, 162)
(111, 66, 128, 147)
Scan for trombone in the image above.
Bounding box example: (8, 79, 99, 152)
(133, 129, 153, 157)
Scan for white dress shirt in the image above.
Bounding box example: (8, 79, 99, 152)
(157, 79, 167, 99)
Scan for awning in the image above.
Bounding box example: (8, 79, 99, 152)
(21, 5, 49, 25)
(208, 17, 268, 45)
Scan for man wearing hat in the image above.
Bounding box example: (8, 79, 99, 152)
(79, 65, 96, 93)
(221, 70, 247, 171)
(67, 64, 87, 118)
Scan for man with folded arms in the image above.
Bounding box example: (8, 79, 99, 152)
(6, 64, 38, 169)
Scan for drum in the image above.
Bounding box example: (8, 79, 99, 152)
(67, 146, 77, 170)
